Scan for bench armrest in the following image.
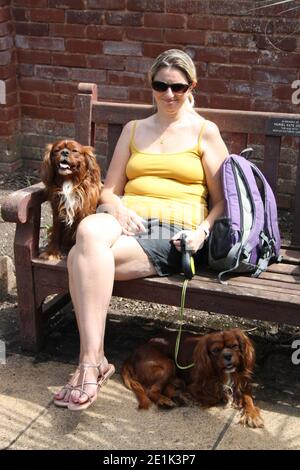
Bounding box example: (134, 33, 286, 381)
(1, 182, 47, 224)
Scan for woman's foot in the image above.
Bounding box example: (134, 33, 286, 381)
(68, 358, 115, 411)
(54, 366, 81, 408)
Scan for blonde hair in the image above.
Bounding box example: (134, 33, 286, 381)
(149, 49, 197, 107)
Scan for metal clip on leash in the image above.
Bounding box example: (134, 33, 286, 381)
(175, 234, 195, 370)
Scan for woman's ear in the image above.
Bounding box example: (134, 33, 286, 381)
(40, 143, 54, 187)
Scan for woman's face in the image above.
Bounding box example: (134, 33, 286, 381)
(152, 66, 194, 114)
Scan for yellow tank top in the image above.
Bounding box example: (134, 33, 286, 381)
(122, 120, 208, 230)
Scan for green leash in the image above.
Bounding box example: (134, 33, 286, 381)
(174, 234, 196, 370)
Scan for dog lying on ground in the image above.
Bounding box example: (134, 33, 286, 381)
(39, 139, 102, 260)
(122, 328, 264, 428)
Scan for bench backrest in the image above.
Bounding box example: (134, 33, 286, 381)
(74, 83, 300, 247)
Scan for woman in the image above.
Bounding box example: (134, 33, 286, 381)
(54, 49, 229, 410)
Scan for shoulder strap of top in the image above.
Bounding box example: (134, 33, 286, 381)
(130, 120, 137, 151)
(197, 120, 207, 156)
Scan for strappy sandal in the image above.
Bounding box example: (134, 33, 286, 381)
(68, 361, 115, 411)
(54, 366, 81, 408)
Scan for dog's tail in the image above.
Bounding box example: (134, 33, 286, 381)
(121, 359, 151, 409)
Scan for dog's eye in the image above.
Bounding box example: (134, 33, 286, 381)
(231, 344, 239, 350)
(211, 348, 221, 355)
(72, 149, 80, 153)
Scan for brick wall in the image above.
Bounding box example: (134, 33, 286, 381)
(0, 0, 20, 172)
(0, 0, 299, 178)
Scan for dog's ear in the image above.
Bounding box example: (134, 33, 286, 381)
(234, 329, 255, 373)
(41, 143, 55, 187)
(192, 335, 215, 382)
(83, 146, 101, 183)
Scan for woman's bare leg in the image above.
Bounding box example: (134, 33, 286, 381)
(56, 213, 156, 406)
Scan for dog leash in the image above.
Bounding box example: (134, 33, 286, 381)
(174, 234, 195, 370)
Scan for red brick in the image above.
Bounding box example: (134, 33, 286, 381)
(259, 51, 300, 69)
(39, 93, 74, 108)
(20, 91, 39, 106)
(49, 0, 85, 8)
(125, 56, 154, 73)
(20, 78, 54, 93)
(209, 0, 253, 16)
(88, 0, 125, 9)
(198, 78, 229, 94)
(194, 92, 210, 108)
(187, 15, 213, 30)
(15, 36, 64, 51)
(98, 85, 128, 101)
(166, 0, 208, 14)
(230, 18, 273, 34)
(108, 71, 145, 87)
(229, 81, 251, 96)
(66, 39, 102, 54)
(252, 83, 272, 99)
(209, 64, 251, 81)
(50, 24, 86, 38)
(254, 34, 297, 52)
(273, 84, 294, 101)
(52, 52, 87, 67)
(128, 0, 164, 12)
(277, 194, 291, 210)
(196, 47, 230, 63)
(230, 50, 260, 65)
(103, 41, 142, 56)
(22, 105, 75, 122)
(211, 94, 251, 110)
(165, 29, 205, 45)
(0, 64, 16, 80)
(207, 32, 253, 48)
(252, 67, 297, 85)
(66, 10, 103, 25)
(14, 0, 47, 6)
(128, 88, 152, 103)
(15, 22, 48, 36)
(35, 66, 70, 81)
(106, 11, 143, 26)
(11, 8, 28, 22)
(143, 43, 181, 58)
(144, 13, 184, 28)
(86, 25, 123, 41)
(125, 27, 163, 42)
(251, 99, 295, 113)
(30, 8, 65, 23)
(0, 121, 17, 135)
(0, 6, 11, 22)
(70, 68, 106, 83)
(87, 55, 125, 71)
(0, 50, 11, 66)
(4, 77, 17, 94)
(54, 81, 79, 94)
(18, 49, 52, 65)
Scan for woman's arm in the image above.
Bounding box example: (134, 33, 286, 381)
(100, 121, 146, 235)
(197, 120, 229, 235)
(172, 120, 228, 253)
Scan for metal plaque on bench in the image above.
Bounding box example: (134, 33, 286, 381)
(266, 117, 300, 137)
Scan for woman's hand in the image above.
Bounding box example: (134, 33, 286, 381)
(171, 229, 206, 253)
(115, 205, 147, 236)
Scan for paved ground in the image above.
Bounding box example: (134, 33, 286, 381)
(0, 292, 299, 451)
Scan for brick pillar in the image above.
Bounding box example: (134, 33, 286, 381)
(0, 0, 21, 172)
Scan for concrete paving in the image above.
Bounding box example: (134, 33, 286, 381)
(0, 301, 299, 451)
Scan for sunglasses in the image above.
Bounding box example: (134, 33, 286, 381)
(151, 80, 190, 94)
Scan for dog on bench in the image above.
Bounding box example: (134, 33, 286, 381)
(122, 328, 264, 428)
(39, 139, 102, 260)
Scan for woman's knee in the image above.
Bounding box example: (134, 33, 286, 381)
(76, 213, 122, 248)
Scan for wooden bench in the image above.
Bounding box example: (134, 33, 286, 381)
(2, 82, 300, 351)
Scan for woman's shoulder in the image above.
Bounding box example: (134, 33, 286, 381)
(201, 119, 221, 139)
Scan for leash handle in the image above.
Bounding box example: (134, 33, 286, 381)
(175, 279, 195, 370)
(180, 234, 195, 280)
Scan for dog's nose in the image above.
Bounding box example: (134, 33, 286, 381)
(61, 149, 69, 158)
(223, 352, 233, 362)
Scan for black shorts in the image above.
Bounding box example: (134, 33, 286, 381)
(133, 219, 207, 277)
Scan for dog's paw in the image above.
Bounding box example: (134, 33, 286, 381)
(239, 407, 264, 428)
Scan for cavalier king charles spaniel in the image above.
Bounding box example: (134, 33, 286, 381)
(122, 328, 264, 428)
(39, 139, 102, 260)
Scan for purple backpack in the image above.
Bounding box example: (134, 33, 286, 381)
(208, 149, 281, 283)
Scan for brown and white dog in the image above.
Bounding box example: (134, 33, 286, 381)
(122, 328, 264, 428)
(39, 139, 102, 260)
